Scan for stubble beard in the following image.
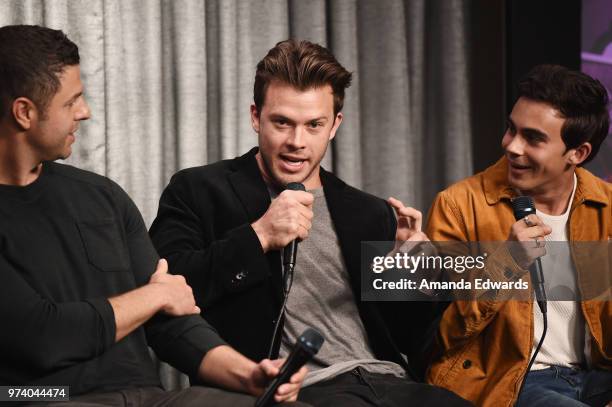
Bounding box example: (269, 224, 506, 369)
(259, 149, 321, 189)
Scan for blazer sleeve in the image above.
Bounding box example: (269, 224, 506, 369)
(377, 200, 446, 375)
(149, 171, 271, 308)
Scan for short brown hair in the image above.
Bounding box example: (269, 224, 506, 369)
(254, 39, 352, 116)
(0, 25, 80, 120)
(518, 64, 610, 164)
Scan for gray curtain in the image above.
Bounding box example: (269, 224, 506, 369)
(1, 0, 473, 390)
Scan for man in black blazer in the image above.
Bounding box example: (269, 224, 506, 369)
(150, 39, 470, 407)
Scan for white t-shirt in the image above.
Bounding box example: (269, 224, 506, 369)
(531, 173, 589, 370)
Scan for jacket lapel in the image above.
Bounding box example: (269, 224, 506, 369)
(228, 147, 272, 222)
(227, 148, 284, 301)
(321, 168, 364, 293)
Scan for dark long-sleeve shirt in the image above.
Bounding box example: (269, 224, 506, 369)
(0, 162, 225, 395)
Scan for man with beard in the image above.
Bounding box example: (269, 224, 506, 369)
(0, 25, 305, 406)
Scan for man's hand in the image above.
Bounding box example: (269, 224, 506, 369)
(388, 197, 429, 251)
(244, 358, 307, 403)
(149, 259, 200, 316)
(109, 259, 200, 342)
(199, 346, 307, 402)
(251, 190, 314, 252)
(507, 214, 552, 269)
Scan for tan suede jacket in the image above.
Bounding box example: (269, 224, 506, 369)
(425, 157, 612, 407)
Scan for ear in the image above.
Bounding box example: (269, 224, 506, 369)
(567, 142, 592, 166)
(329, 112, 343, 141)
(250, 104, 261, 133)
(12, 97, 37, 130)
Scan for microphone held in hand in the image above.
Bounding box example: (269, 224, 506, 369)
(283, 182, 306, 272)
(268, 182, 307, 359)
(255, 328, 324, 407)
(511, 196, 547, 314)
(512, 196, 549, 399)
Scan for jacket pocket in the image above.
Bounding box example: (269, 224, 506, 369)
(77, 218, 130, 272)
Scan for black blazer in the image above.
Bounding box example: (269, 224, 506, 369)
(150, 147, 438, 380)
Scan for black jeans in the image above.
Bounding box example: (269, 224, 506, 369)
(298, 367, 472, 407)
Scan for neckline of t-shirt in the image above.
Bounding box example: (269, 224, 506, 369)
(0, 161, 52, 199)
(536, 173, 577, 221)
(309, 187, 324, 198)
(266, 185, 324, 199)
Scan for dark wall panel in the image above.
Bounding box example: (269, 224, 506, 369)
(469, 0, 505, 173)
(469, 0, 582, 173)
(505, 0, 581, 108)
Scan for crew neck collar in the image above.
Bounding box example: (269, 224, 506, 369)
(0, 161, 52, 200)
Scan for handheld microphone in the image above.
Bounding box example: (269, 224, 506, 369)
(267, 182, 306, 359)
(512, 196, 547, 314)
(256, 328, 324, 407)
(512, 196, 549, 399)
(283, 182, 306, 272)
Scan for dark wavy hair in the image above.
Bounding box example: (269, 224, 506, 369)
(518, 64, 610, 164)
(254, 39, 352, 116)
(0, 25, 79, 120)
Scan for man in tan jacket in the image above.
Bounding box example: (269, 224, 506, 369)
(424, 65, 612, 406)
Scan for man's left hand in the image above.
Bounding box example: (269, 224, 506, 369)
(388, 197, 429, 250)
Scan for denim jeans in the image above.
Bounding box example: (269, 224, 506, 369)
(516, 366, 612, 407)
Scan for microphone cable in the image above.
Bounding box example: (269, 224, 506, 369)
(511, 196, 548, 400)
(517, 310, 548, 399)
(517, 263, 548, 400)
(267, 182, 305, 358)
(267, 262, 295, 358)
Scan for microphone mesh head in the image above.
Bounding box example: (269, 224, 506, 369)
(286, 182, 306, 191)
(512, 196, 536, 220)
(299, 328, 324, 354)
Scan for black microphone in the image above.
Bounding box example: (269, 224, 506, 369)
(512, 196, 547, 314)
(283, 182, 306, 273)
(255, 328, 324, 407)
(268, 182, 307, 358)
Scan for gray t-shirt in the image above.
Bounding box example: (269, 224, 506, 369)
(278, 188, 406, 386)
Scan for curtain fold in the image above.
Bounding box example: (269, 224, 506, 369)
(0, 0, 473, 389)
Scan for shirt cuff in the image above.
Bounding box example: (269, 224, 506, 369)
(84, 297, 116, 353)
